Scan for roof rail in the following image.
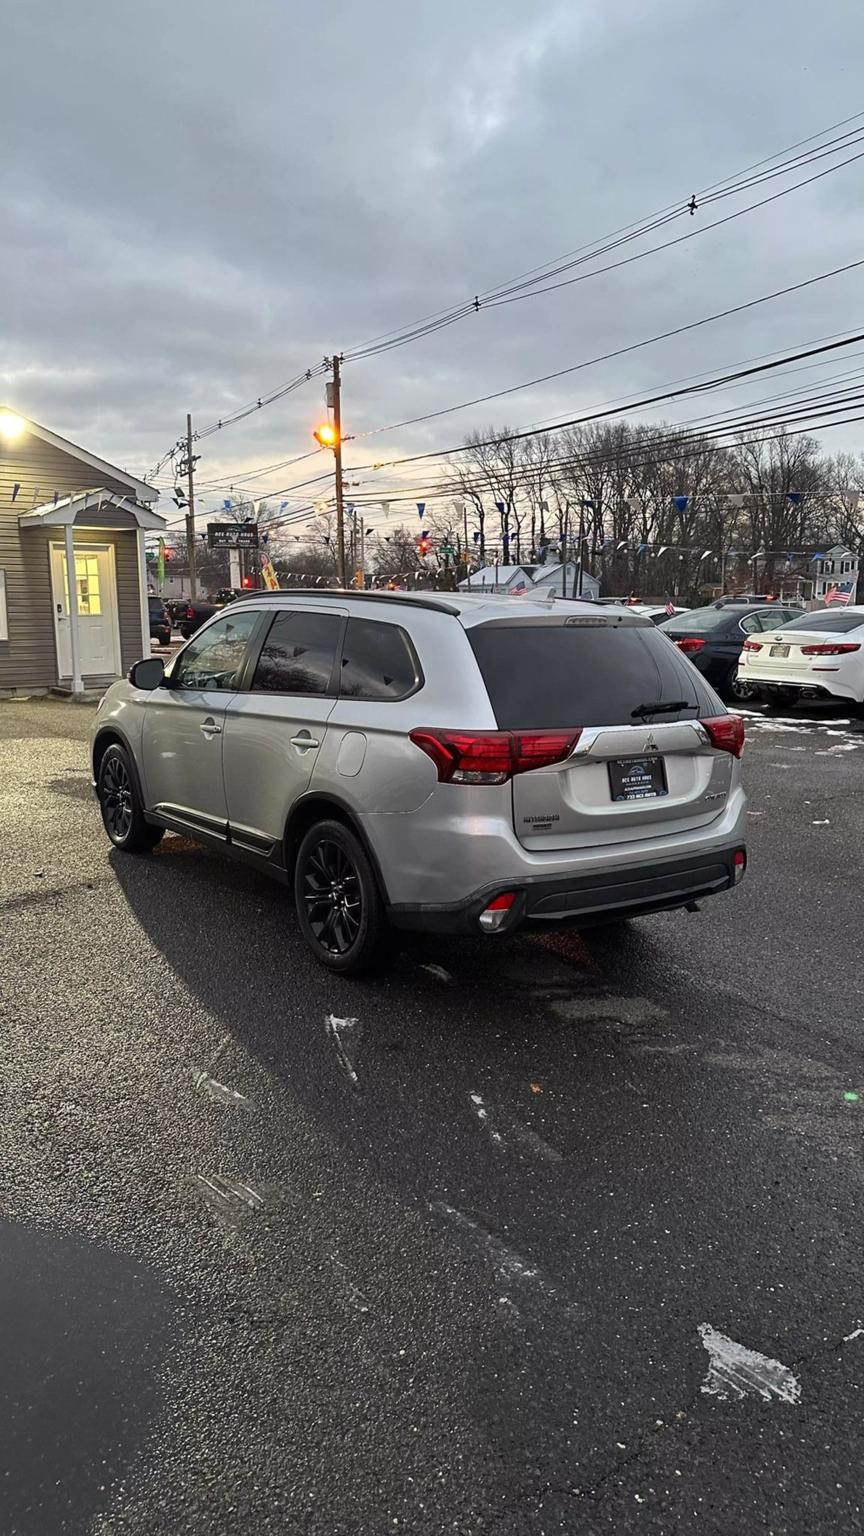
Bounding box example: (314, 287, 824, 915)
(227, 587, 462, 618)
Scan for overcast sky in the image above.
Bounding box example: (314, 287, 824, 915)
(2, 0, 863, 532)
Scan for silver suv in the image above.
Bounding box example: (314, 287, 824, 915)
(90, 590, 747, 973)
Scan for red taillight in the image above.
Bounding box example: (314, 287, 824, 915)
(675, 637, 706, 655)
(700, 714, 745, 758)
(409, 728, 581, 785)
(800, 642, 861, 656)
(742, 640, 762, 652)
(186, 606, 195, 619)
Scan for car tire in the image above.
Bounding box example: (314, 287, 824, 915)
(724, 663, 756, 703)
(294, 819, 386, 975)
(97, 744, 163, 853)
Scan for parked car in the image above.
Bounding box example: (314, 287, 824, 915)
(148, 596, 171, 648)
(659, 601, 803, 701)
(739, 605, 864, 710)
(179, 597, 220, 639)
(165, 598, 189, 625)
(178, 590, 244, 638)
(92, 591, 747, 974)
(627, 604, 689, 625)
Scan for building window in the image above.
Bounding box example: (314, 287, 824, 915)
(63, 553, 103, 616)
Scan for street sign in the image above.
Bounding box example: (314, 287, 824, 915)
(207, 522, 259, 550)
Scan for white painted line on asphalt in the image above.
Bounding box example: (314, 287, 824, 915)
(435, 1203, 542, 1288)
(325, 1014, 360, 1085)
(812, 819, 831, 825)
(193, 1070, 250, 1107)
(189, 1173, 267, 1228)
(698, 1323, 801, 1404)
(420, 963, 452, 982)
(843, 1323, 864, 1342)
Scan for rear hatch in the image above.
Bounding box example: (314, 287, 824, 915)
(743, 612, 864, 679)
(467, 612, 738, 851)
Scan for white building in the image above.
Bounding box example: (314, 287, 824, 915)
(813, 545, 859, 603)
(458, 561, 601, 599)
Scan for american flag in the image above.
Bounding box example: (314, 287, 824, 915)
(665, 599, 676, 615)
(825, 584, 854, 606)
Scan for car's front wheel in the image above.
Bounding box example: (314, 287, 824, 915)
(97, 744, 163, 853)
(294, 819, 385, 975)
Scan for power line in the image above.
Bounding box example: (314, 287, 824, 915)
(152, 107, 864, 469)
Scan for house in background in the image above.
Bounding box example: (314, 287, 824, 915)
(0, 409, 164, 696)
(813, 544, 859, 603)
(458, 561, 601, 599)
(531, 561, 601, 600)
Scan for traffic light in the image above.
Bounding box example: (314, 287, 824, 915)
(241, 575, 253, 588)
(313, 422, 338, 449)
(418, 534, 430, 557)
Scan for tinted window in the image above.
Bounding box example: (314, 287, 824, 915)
(252, 610, 341, 694)
(174, 611, 259, 690)
(339, 618, 420, 700)
(661, 606, 736, 634)
(779, 610, 864, 634)
(468, 621, 717, 729)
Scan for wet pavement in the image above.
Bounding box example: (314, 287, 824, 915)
(1, 695, 864, 1535)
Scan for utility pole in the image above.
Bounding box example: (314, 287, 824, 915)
(331, 356, 346, 587)
(184, 413, 198, 600)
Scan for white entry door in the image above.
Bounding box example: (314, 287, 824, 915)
(50, 543, 121, 679)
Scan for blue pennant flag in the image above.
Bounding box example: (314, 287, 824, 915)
(673, 495, 689, 514)
(417, 503, 426, 520)
(787, 491, 804, 506)
(473, 531, 481, 543)
(223, 498, 232, 510)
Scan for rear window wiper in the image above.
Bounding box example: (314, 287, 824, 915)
(630, 700, 694, 719)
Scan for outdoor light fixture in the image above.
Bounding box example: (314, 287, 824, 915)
(313, 422, 338, 449)
(0, 410, 25, 443)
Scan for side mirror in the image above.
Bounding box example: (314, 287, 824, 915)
(129, 656, 165, 690)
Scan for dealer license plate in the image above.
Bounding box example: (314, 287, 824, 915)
(608, 756, 668, 802)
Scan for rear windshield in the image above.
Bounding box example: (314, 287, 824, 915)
(468, 621, 718, 729)
(661, 605, 738, 633)
(779, 611, 864, 633)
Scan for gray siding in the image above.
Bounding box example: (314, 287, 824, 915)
(0, 434, 146, 690)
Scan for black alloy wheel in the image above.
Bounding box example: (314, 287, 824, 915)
(97, 744, 163, 852)
(294, 819, 385, 974)
(726, 663, 756, 702)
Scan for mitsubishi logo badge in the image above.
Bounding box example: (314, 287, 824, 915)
(644, 732, 658, 752)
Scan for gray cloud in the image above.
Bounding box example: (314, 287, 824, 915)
(2, 0, 863, 516)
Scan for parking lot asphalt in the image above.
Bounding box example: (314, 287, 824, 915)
(2, 695, 864, 1536)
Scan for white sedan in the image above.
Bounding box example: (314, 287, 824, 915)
(738, 605, 864, 709)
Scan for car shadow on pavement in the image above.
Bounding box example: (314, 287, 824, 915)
(0, 1221, 180, 1536)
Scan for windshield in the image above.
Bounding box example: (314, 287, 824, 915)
(779, 611, 864, 634)
(468, 621, 718, 729)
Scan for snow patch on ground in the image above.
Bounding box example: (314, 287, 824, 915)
(698, 1323, 801, 1404)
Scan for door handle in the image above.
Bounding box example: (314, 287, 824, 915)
(200, 719, 222, 738)
(290, 733, 320, 750)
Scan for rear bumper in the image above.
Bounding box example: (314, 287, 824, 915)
(388, 844, 746, 935)
(747, 672, 860, 703)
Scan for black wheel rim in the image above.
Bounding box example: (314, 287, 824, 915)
(302, 839, 362, 955)
(731, 667, 754, 700)
(101, 754, 133, 841)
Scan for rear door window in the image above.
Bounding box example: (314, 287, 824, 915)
(338, 617, 421, 700)
(252, 610, 342, 695)
(468, 620, 718, 729)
